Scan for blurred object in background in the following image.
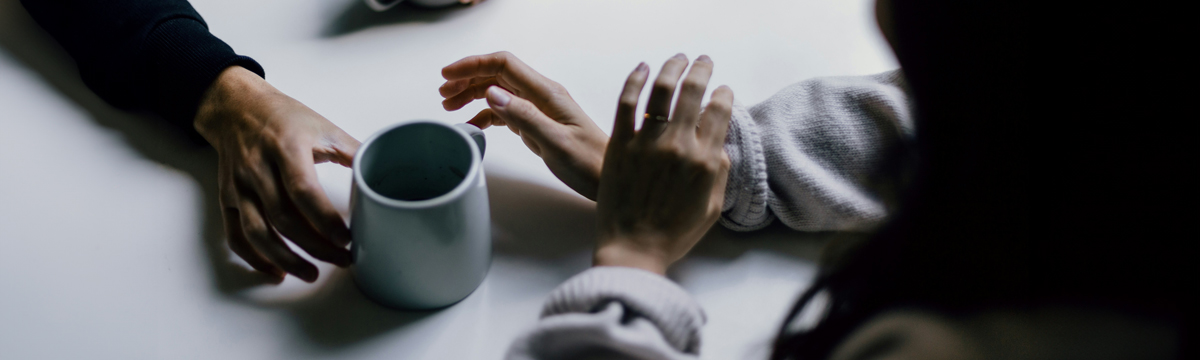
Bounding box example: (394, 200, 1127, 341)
(366, 0, 479, 12)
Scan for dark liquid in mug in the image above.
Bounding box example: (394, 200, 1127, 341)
(370, 164, 466, 201)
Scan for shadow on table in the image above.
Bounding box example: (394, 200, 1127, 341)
(324, 0, 477, 37)
(486, 174, 597, 260)
(0, 0, 278, 294)
(692, 221, 860, 263)
(283, 173, 603, 349)
(484, 170, 843, 277)
(283, 270, 438, 349)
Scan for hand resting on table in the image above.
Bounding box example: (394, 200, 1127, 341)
(195, 66, 360, 283)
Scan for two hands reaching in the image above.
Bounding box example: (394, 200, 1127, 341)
(204, 52, 733, 281)
(440, 52, 734, 275)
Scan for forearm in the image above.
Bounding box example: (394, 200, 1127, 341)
(20, 0, 264, 129)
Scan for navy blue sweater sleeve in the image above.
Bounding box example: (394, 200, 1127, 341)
(20, 0, 265, 131)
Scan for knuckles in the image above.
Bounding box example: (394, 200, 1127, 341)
(681, 78, 708, 93)
(266, 211, 298, 232)
(239, 215, 270, 239)
(702, 159, 726, 176)
(546, 80, 567, 94)
(706, 99, 733, 115)
(618, 95, 640, 111)
(717, 153, 732, 171)
(651, 143, 687, 162)
(652, 78, 678, 93)
(490, 51, 514, 71)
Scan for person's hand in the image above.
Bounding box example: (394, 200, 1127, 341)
(593, 55, 734, 275)
(439, 51, 608, 200)
(194, 66, 360, 283)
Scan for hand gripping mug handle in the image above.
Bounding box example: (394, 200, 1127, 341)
(454, 123, 486, 157)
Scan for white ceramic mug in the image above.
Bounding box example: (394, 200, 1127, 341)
(350, 120, 489, 310)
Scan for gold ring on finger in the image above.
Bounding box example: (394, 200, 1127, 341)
(644, 113, 669, 122)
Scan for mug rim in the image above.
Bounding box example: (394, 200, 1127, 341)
(352, 119, 482, 209)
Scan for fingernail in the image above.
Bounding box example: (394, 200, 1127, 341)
(672, 53, 686, 60)
(635, 62, 648, 72)
(697, 55, 712, 63)
(487, 86, 511, 107)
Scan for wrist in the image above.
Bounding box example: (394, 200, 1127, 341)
(593, 241, 669, 275)
(194, 66, 273, 142)
(576, 124, 608, 200)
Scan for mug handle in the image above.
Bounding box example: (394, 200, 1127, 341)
(454, 123, 486, 157)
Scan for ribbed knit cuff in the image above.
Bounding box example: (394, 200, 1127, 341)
(541, 267, 706, 354)
(141, 17, 265, 131)
(719, 101, 774, 231)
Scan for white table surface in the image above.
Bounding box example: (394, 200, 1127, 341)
(0, 0, 895, 358)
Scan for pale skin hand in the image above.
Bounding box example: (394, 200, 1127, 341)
(593, 55, 734, 275)
(439, 51, 609, 200)
(194, 66, 361, 283)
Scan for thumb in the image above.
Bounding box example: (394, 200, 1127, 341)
(486, 86, 556, 140)
(327, 130, 360, 167)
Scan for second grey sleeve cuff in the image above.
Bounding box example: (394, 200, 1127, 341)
(720, 100, 774, 231)
(539, 267, 707, 354)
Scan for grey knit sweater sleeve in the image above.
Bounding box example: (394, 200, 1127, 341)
(721, 70, 914, 232)
(505, 267, 703, 360)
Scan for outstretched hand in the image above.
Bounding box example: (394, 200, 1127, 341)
(195, 66, 360, 283)
(439, 51, 609, 200)
(594, 55, 734, 275)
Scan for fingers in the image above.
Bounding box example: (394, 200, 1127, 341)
(276, 151, 354, 250)
(640, 53, 690, 138)
(222, 205, 284, 281)
(484, 86, 558, 141)
(237, 192, 319, 282)
(613, 62, 651, 145)
(467, 108, 504, 130)
(220, 166, 284, 280)
(329, 131, 360, 168)
(241, 161, 351, 268)
(316, 128, 360, 168)
(442, 51, 540, 88)
(667, 55, 714, 135)
(699, 85, 735, 149)
(441, 78, 501, 111)
(438, 78, 473, 99)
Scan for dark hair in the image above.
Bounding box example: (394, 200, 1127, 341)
(769, 0, 1184, 358)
